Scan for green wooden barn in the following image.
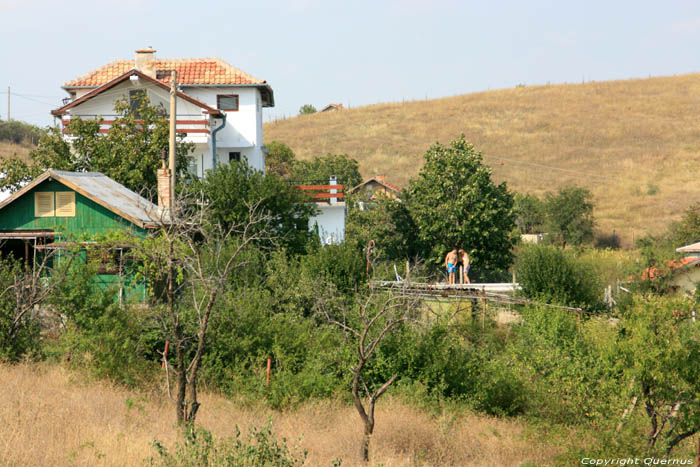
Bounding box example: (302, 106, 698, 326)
(0, 169, 164, 302)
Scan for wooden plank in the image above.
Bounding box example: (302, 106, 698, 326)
(296, 185, 345, 190)
(310, 193, 345, 199)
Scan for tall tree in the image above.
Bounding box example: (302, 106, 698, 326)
(407, 135, 516, 281)
(265, 140, 297, 178)
(0, 96, 193, 195)
(132, 191, 271, 426)
(187, 162, 317, 255)
(544, 186, 595, 247)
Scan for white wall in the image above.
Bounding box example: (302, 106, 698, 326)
(183, 86, 265, 171)
(310, 203, 346, 245)
(62, 81, 267, 173)
(66, 79, 202, 117)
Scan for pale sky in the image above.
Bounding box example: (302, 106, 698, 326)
(1, 0, 699, 127)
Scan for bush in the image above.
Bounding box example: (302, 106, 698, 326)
(516, 244, 604, 311)
(149, 422, 307, 466)
(48, 263, 158, 386)
(0, 256, 41, 361)
(0, 120, 41, 145)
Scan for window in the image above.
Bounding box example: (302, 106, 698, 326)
(35, 192, 54, 217)
(217, 94, 239, 111)
(129, 89, 147, 117)
(228, 152, 241, 163)
(55, 192, 76, 217)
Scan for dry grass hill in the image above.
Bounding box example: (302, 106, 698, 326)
(265, 74, 700, 246)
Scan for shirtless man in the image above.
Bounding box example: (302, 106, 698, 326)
(445, 248, 458, 285)
(458, 249, 471, 284)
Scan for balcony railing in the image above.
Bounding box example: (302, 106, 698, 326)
(295, 183, 344, 203)
(60, 115, 210, 136)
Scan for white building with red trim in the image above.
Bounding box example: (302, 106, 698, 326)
(51, 48, 274, 176)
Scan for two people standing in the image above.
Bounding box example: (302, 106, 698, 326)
(445, 248, 470, 285)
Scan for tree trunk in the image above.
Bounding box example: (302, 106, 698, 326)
(361, 419, 374, 462)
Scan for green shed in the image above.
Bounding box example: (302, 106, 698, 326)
(0, 169, 164, 302)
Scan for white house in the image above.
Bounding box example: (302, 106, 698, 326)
(51, 48, 274, 176)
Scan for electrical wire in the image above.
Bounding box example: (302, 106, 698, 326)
(481, 153, 624, 182)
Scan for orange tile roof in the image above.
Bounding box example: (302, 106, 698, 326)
(63, 58, 266, 88)
(640, 256, 700, 281)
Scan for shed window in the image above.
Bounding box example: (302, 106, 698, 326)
(35, 192, 54, 217)
(217, 94, 239, 111)
(55, 192, 76, 217)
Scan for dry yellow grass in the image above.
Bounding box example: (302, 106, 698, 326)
(0, 141, 33, 162)
(0, 363, 558, 466)
(265, 74, 700, 245)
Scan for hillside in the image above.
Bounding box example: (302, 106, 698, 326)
(265, 74, 700, 245)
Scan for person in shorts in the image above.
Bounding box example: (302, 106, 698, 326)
(445, 248, 458, 284)
(458, 249, 470, 284)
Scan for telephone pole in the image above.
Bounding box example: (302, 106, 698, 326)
(169, 72, 177, 208)
(7, 87, 10, 121)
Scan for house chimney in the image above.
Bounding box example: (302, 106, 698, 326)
(157, 157, 171, 211)
(329, 175, 338, 204)
(135, 47, 157, 79)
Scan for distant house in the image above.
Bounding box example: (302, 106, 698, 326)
(634, 242, 700, 294)
(348, 175, 400, 201)
(320, 103, 344, 112)
(0, 169, 167, 302)
(51, 47, 274, 177)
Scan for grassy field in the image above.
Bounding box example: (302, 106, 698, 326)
(0, 362, 559, 466)
(265, 73, 700, 245)
(0, 141, 33, 162)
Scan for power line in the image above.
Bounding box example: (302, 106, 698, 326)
(10, 92, 60, 108)
(482, 152, 624, 182)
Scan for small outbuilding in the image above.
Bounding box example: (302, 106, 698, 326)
(0, 169, 164, 301)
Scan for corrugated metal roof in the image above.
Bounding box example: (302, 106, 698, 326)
(51, 171, 162, 227)
(0, 170, 165, 228)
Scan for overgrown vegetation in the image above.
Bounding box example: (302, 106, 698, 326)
(3, 128, 700, 462)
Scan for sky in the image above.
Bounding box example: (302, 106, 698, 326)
(1, 0, 699, 127)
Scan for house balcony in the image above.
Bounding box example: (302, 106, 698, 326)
(60, 114, 212, 144)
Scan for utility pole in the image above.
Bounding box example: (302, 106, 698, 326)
(7, 86, 10, 121)
(169, 72, 177, 208)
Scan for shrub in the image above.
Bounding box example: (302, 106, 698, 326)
(148, 422, 307, 466)
(516, 244, 604, 310)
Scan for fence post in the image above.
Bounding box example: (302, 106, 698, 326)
(161, 340, 169, 368)
(266, 357, 271, 388)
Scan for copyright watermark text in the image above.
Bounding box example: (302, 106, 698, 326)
(581, 458, 693, 466)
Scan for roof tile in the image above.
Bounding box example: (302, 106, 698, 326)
(63, 57, 265, 88)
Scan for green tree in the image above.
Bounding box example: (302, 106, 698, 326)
(292, 153, 362, 188)
(514, 193, 545, 234)
(544, 186, 595, 247)
(407, 135, 516, 281)
(346, 195, 419, 262)
(616, 296, 700, 454)
(670, 202, 700, 247)
(188, 162, 317, 255)
(299, 104, 317, 115)
(265, 141, 297, 178)
(0, 96, 193, 195)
